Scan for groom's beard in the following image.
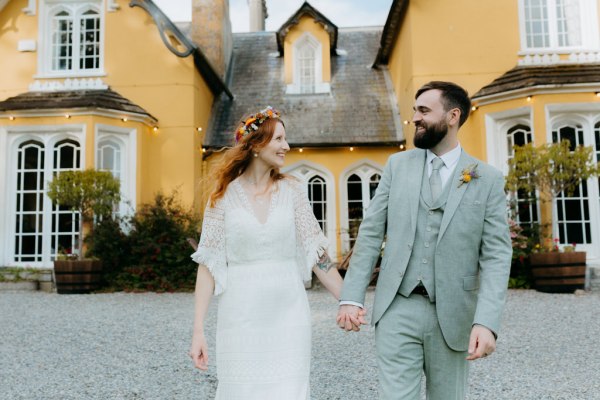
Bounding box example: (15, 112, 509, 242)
(413, 119, 449, 149)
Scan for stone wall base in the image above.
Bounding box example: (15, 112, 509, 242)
(0, 267, 54, 292)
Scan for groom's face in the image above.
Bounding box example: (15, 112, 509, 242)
(412, 89, 450, 150)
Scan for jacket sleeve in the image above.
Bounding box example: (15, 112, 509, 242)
(473, 172, 512, 334)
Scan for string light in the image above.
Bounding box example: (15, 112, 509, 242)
(349, 147, 354, 151)
(9, 116, 15, 121)
(403, 120, 410, 125)
(153, 126, 158, 132)
(399, 144, 405, 150)
(526, 96, 532, 102)
(298, 148, 303, 153)
(65, 114, 71, 119)
(197, 127, 203, 132)
(121, 117, 128, 122)
(471, 105, 478, 111)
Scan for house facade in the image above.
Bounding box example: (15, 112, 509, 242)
(2, 0, 600, 287)
(377, 0, 600, 281)
(0, 0, 226, 268)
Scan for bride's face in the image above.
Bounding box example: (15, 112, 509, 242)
(257, 122, 290, 168)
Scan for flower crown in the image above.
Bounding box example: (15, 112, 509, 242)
(235, 106, 281, 143)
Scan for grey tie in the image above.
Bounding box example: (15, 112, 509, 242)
(430, 157, 444, 202)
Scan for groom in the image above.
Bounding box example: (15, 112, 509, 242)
(337, 81, 512, 399)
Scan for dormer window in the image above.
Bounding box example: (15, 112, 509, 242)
(296, 33, 319, 94)
(40, 1, 104, 77)
(277, 3, 337, 95)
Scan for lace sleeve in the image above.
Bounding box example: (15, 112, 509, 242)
(190, 201, 227, 295)
(290, 179, 330, 282)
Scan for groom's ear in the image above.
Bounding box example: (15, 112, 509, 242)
(447, 108, 461, 127)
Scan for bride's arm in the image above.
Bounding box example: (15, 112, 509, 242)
(190, 265, 215, 371)
(312, 252, 343, 300)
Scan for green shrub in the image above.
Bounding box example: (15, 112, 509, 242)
(87, 191, 201, 292)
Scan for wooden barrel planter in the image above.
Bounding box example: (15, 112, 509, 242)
(529, 252, 586, 293)
(53, 260, 103, 294)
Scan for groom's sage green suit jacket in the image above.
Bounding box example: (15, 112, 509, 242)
(340, 149, 512, 351)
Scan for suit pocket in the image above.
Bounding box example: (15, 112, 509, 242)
(463, 275, 479, 291)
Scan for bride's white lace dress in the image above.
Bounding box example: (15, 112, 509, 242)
(191, 177, 328, 400)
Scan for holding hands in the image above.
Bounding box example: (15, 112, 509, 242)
(336, 305, 368, 331)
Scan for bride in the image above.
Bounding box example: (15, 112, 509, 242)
(189, 106, 364, 399)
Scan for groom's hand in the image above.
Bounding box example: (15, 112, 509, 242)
(466, 325, 496, 360)
(336, 305, 367, 332)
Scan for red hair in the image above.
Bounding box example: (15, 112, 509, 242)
(209, 118, 286, 207)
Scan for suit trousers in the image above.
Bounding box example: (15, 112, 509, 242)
(375, 293, 469, 400)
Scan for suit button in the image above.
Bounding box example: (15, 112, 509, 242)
(422, 259, 428, 264)
(426, 227, 432, 232)
(428, 211, 434, 215)
(424, 242, 430, 248)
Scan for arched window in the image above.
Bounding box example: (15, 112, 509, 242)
(51, 140, 82, 259)
(52, 10, 73, 71)
(308, 175, 327, 233)
(47, 4, 102, 74)
(79, 9, 101, 70)
(97, 139, 121, 178)
(552, 123, 591, 245)
(14, 141, 45, 262)
(507, 124, 538, 230)
(297, 37, 316, 94)
(341, 163, 382, 251)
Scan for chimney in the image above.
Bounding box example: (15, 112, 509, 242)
(191, 0, 233, 79)
(248, 0, 267, 32)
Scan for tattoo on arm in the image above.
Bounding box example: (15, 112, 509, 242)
(316, 252, 334, 272)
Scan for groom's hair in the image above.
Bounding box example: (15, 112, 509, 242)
(416, 81, 471, 127)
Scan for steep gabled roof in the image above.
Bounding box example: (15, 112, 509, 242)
(276, 1, 338, 55)
(472, 64, 600, 99)
(372, 0, 409, 67)
(0, 89, 157, 122)
(204, 28, 402, 151)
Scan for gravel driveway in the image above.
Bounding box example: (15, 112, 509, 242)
(1, 288, 599, 399)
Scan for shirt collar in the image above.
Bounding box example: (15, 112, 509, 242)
(426, 143, 462, 169)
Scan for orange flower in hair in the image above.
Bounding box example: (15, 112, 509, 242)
(235, 106, 281, 143)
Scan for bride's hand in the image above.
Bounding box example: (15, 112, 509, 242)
(190, 333, 209, 370)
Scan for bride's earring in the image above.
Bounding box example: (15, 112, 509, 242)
(253, 152, 258, 158)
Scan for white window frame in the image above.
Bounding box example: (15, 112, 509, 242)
(37, 0, 105, 79)
(546, 108, 600, 264)
(518, 0, 600, 53)
(339, 160, 383, 254)
(95, 124, 137, 217)
(283, 161, 337, 258)
(286, 32, 330, 95)
(1, 124, 86, 268)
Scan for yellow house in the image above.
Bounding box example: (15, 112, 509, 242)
(377, 0, 600, 286)
(200, 2, 404, 260)
(0, 0, 229, 268)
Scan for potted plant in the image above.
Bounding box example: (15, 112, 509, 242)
(47, 169, 120, 294)
(506, 140, 600, 292)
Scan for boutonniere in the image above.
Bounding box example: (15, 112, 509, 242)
(458, 164, 480, 188)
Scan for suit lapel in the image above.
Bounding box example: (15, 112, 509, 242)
(408, 150, 426, 238)
(437, 150, 474, 244)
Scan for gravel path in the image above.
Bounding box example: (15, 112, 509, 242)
(1, 287, 599, 399)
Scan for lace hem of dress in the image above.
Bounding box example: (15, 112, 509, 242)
(191, 248, 227, 296)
